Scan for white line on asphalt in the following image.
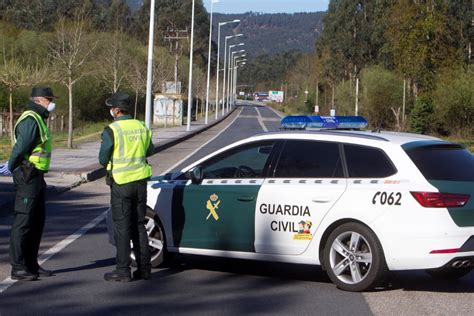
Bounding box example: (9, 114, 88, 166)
(254, 107, 268, 132)
(163, 107, 244, 174)
(267, 105, 284, 118)
(0, 211, 107, 294)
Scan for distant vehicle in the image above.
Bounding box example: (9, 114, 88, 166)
(107, 116, 474, 291)
(253, 92, 269, 102)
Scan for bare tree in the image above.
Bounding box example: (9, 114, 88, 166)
(0, 46, 47, 144)
(152, 47, 175, 94)
(127, 56, 147, 119)
(48, 12, 97, 148)
(96, 28, 127, 93)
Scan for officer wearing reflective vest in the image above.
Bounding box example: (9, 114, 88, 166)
(99, 92, 154, 282)
(8, 87, 57, 281)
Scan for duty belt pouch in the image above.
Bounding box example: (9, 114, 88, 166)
(106, 171, 113, 186)
(21, 160, 38, 183)
(105, 160, 113, 186)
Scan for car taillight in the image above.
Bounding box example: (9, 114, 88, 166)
(410, 192, 470, 208)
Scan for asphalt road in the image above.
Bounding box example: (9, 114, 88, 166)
(0, 102, 472, 315)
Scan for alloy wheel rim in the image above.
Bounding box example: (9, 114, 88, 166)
(131, 216, 164, 261)
(329, 231, 373, 285)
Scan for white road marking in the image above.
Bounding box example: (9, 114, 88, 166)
(254, 107, 268, 132)
(0, 211, 107, 294)
(267, 105, 285, 118)
(163, 107, 244, 174)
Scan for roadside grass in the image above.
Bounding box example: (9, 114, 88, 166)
(0, 121, 108, 161)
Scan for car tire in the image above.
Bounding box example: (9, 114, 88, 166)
(426, 267, 472, 280)
(131, 207, 169, 268)
(323, 222, 387, 292)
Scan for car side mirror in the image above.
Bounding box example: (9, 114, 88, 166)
(189, 166, 203, 184)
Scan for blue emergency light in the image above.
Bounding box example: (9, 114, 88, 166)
(281, 115, 368, 130)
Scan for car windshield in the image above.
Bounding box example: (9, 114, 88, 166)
(405, 144, 474, 181)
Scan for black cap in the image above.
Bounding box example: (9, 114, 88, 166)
(31, 87, 57, 99)
(105, 91, 131, 110)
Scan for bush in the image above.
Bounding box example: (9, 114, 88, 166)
(360, 66, 403, 130)
(410, 96, 434, 134)
(432, 66, 473, 137)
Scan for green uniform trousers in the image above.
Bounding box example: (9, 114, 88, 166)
(111, 178, 151, 274)
(10, 167, 46, 273)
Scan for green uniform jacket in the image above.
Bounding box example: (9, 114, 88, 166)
(98, 115, 155, 168)
(8, 102, 49, 172)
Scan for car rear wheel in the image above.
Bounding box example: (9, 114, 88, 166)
(323, 222, 387, 292)
(130, 208, 167, 268)
(426, 266, 472, 280)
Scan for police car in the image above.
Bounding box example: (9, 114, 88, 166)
(108, 116, 474, 291)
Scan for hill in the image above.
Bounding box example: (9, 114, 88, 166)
(213, 12, 325, 57)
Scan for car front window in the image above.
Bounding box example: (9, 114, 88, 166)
(200, 141, 275, 179)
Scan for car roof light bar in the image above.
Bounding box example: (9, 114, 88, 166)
(281, 116, 369, 130)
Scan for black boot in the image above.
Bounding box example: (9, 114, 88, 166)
(11, 270, 38, 281)
(133, 269, 151, 280)
(104, 270, 131, 282)
(31, 266, 54, 277)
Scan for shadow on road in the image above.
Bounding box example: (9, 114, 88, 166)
(375, 270, 474, 293)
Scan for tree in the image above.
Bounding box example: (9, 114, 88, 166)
(96, 29, 128, 93)
(126, 49, 147, 119)
(49, 12, 97, 148)
(152, 47, 175, 94)
(410, 96, 434, 134)
(0, 41, 47, 144)
(432, 66, 473, 137)
(360, 66, 403, 130)
(385, 0, 462, 95)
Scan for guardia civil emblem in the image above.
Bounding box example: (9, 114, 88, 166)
(206, 194, 221, 221)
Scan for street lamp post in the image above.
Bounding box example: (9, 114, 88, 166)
(186, 0, 196, 132)
(222, 36, 243, 116)
(145, 0, 156, 128)
(214, 20, 240, 120)
(225, 44, 244, 113)
(232, 58, 246, 106)
(204, 0, 219, 125)
(233, 59, 246, 106)
(228, 50, 245, 111)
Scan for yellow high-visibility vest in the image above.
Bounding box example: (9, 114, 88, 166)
(107, 119, 152, 184)
(14, 110, 52, 171)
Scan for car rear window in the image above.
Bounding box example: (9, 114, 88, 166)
(405, 144, 474, 181)
(344, 144, 397, 178)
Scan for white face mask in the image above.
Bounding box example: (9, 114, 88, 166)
(47, 102, 56, 112)
(110, 109, 116, 119)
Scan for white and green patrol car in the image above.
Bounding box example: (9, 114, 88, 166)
(108, 116, 474, 291)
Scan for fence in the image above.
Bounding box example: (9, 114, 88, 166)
(0, 112, 65, 137)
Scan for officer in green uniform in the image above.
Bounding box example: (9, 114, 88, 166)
(99, 92, 154, 282)
(8, 87, 57, 281)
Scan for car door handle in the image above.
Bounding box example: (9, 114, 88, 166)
(238, 196, 255, 202)
(312, 197, 332, 203)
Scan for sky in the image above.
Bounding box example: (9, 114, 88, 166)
(202, 0, 329, 14)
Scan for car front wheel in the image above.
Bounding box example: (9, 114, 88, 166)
(131, 208, 167, 268)
(323, 222, 387, 292)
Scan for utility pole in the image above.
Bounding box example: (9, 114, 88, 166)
(165, 27, 188, 126)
